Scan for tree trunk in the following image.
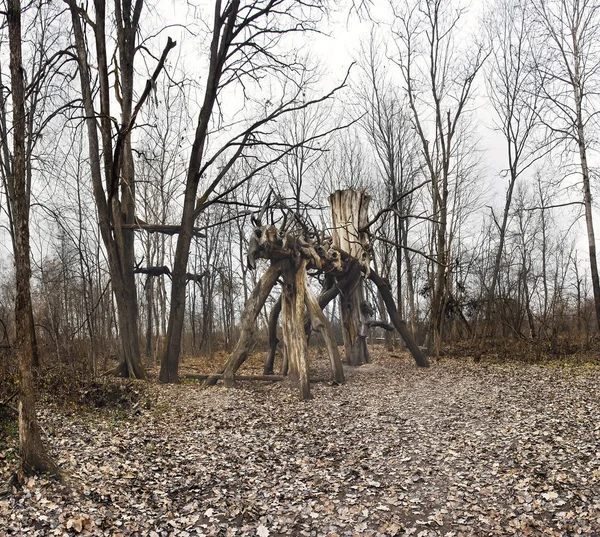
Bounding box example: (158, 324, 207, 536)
(281, 260, 311, 400)
(574, 90, 600, 334)
(145, 277, 154, 360)
(329, 189, 371, 366)
(305, 285, 345, 384)
(403, 229, 417, 337)
(160, 2, 241, 383)
(207, 262, 283, 386)
(264, 295, 282, 375)
(369, 271, 429, 367)
(8, 0, 59, 477)
(66, 1, 147, 379)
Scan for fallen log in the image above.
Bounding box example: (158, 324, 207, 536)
(187, 374, 286, 382)
(187, 373, 324, 383)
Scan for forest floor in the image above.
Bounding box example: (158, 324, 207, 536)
(1, 347, 599, 536)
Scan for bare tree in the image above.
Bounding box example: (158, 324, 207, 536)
(354, 28, 422, 341)
(532, 0, 600, 333)
(65, 0, 176, 378)
(3, 0, 60, 476)
(392, 0, 487, 355)
(477, 0, 541, 352)
(135, 77, 190, 362)
(159, 0, 350, 383)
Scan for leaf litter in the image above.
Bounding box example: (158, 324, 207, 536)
(1, 348, 599, 536)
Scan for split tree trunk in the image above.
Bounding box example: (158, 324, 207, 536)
(329, 189, 371, 366)
(264, 284, 345, 384)
(281, 260, 311, 400)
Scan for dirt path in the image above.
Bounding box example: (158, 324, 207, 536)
(1, 351, 599, 536)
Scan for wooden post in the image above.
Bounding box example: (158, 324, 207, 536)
(305, 286, 345, 384)
(263, 295, 282, 375)
(329, 189, 371, 366)
(207, 261, 283, 387)
(280, 259, 311, 400)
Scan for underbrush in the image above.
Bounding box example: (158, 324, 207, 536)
(0, 406, 18, 458)
(442, 337, 600, 365)
(39, 366, 145, 412)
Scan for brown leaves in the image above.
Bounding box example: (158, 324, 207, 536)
(0, 350, 599, 535)
(66, 515, 93, 532)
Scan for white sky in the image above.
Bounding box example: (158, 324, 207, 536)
(0, 0, 591, 276)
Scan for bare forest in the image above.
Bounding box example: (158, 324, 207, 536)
(1, 0, 599, 535)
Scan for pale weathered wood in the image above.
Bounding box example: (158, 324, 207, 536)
(263, 295, 282, 375)
(242, 222, 428, 369)
(281, 260, 311, 400)
(187, 374, 286, 381)
(329, 190, 371, 366)
(205, 261, 283, 387)
(305, 285, 345, 384)
(247, 225, 343, 273)
(328, 189, 371, 264)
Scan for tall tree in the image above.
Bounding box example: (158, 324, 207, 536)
(355, 29, 422, 338)
(532, 0, 600, 333)
(4, 0, 59, 476)
(65, 0, 176, 378)
(478, 0, 541, 349)
(392, 0, 487, 355)
(159, 0, 348, 383)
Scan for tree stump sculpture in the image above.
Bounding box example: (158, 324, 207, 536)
(205, 189, 429, 400)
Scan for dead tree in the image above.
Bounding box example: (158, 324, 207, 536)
(209, 225, 348, 399)
(280, 259, 312, 399)
(329, 189, 372, 366)
(204, 261, 284, 387)
(209, 192, 429, 399)
(6, 0, 60, 477)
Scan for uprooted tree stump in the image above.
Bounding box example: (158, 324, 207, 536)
(205, 189, 429, 400)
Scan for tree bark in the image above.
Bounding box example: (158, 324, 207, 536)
(263, 295, 282, 375)
(281, 260, 311, 400)
(160, 1, 240, 383)
(305, 284, 345, 384)
(329, 189, 371, 366)
(8, 0, 60, 477)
